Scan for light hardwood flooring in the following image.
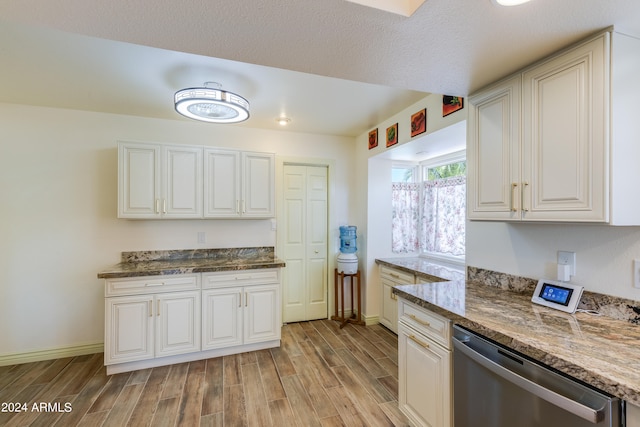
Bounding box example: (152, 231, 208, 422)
(0, 320, 409, 426)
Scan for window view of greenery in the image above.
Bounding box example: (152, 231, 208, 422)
(426, 161, 466, 180)
(391, 167, 414, 183)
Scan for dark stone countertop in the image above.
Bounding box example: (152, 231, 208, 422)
(97, 247, 286, 279)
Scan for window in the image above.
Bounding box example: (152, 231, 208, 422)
(391, 151, 466, 263)
(391, 164, 418, 253)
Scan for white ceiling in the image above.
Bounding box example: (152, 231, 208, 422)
(1, 0, 640, 137)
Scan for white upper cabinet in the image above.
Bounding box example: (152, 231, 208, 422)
(521, 34, 607, 222)
(118, 142, 275, 219)
(241, 152, 275, 218)
(204, 149, 275, 218)
(203, 149, 241, 217)
(118, 142, 161, 218)
(118, 142, 202, 219)
(467, 74, 522, 221)
(469, 30, 640, 224)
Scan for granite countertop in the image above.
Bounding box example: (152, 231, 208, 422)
(393, 277, 640, 405)
(97, 247, 286, 279)
(375, 257, 465, 282)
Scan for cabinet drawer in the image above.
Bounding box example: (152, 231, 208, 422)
(105, 274, 200, 297)
(399, 300, 451, 349)
(380, 266, 414, 284)
(202, 269, 279, 288)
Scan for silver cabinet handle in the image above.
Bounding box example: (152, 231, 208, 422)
(162, 199, 167, 214)
(511, 183, 518, 212)
(155, 199, 160, 214)
(149, 300, 153, 317)
(157, 300, 160, 316)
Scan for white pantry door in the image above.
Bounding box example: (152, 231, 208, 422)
(282, 165, 328, 323)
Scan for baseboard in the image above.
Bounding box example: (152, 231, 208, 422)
(363, 314, 380, 326)
(0, 342, 104, 367)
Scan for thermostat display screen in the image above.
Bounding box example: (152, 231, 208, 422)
(539, 283, 573, 306)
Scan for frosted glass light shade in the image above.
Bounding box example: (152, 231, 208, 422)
(494, 0, 532, 5)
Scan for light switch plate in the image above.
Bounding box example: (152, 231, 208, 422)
(634, 260, 640, 288)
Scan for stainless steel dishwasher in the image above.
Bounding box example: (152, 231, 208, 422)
(453, 325, 621, 427)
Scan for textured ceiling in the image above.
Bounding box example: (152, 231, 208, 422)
(1, 0, 640, 137)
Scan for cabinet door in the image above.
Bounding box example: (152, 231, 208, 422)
(203, 149, 241, 217)
(202, 287, 243, 350)
(467, 75, 522, 221)
(522, 34, 608, 222)
(241, 152, 275, 217)
(380, 278, 398, 333)
(244, 284, 280, 344)
(155, 291, 201, 358)
(118, 142, 161, 218)
(105, 295, 153, 364)
(398, 323, 452, 427)
(163, 145, 203, 218)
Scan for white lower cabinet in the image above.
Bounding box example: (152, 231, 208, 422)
(202, 270, 281, 350)
(104, 269, 281, 374)
(398, 298, 452, 427)
(202, 283, 280, 350)
(105, 290, 200, 365)
(380, 265, 415, 333)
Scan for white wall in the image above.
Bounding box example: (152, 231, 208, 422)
(466, 221, 640, 300)
(354, 93, 465, 321)
(355, 91, 640, 325)
(0, 103, 354, 358)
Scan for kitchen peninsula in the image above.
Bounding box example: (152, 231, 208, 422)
(388, 264, 640, 406)
(98, 247, 285, 374)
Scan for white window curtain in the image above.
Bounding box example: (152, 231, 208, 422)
(420, 176, 466, 256)
(391, 182, 419, 253)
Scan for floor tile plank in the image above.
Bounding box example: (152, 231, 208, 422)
(281, 375, 322, 427)
(255, 349, 286, 401)
(0, 320, 404, 426)
(201, 357, 224, 416)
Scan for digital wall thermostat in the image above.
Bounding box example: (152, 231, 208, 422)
(531, 279, 584, 313)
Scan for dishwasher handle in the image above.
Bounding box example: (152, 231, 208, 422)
(453, 336, 605, 424)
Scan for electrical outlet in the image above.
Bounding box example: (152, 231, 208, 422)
(557, 251, 576, 276)
(634, 260, 640, 289)
(197, 232, 206, 244)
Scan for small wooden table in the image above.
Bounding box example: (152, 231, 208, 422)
(331, 268, 365, 328)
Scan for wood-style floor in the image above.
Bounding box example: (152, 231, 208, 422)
(0, 320, 409, 426)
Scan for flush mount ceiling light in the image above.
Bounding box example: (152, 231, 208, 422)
(493, 0, 532, 5)
(344, 0, 426, 17)
(276, 117, 291, 126)
(174, 82, 249, 123)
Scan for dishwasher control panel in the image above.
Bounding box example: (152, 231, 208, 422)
(531, 279, 584, 313)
